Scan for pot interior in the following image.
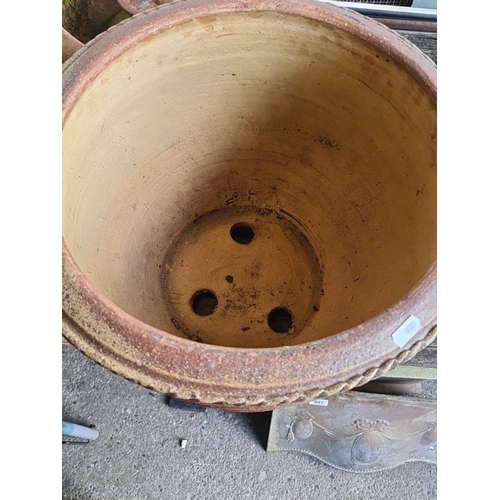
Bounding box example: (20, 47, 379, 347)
(63, 11, 436, 348)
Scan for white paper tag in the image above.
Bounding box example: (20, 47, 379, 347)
(309, 399, 329, 407)
(392, 315, 421, 348)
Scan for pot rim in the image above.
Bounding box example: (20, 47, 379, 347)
(62, 0, 437, 409)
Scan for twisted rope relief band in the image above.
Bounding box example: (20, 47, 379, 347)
(63, 313, 436, 411)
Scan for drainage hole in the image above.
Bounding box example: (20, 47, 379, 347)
(268, 307, 293, 333)
(191, 290, 218, 316)
(230, 223, 255, 244)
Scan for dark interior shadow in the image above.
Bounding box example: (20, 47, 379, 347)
(240, 411, 273, 449)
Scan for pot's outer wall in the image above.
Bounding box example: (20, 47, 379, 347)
(62, 0, 437, 412)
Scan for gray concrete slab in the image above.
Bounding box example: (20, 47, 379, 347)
(62, 345, 436, 499)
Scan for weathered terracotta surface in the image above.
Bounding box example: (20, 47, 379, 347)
(118, 0, 437, 33)
(62, 0, 437, 411)
(118, 0, 176, 15)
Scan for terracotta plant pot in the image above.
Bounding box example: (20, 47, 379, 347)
(62, 0, 129, 62)
(62, 0, 124, 44)
(62, 0, 437, 412)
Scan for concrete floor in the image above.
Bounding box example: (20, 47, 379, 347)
(62, 344, 436, 499)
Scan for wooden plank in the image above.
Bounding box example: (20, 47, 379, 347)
(399, 31, 437, 63)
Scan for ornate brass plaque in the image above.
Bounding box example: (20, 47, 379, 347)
(267, 392, 436, 473)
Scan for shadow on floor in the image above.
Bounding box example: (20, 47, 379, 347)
(240, 411, 273, 449)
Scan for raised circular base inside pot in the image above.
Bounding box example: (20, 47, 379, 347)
(163, 206, 323, 347)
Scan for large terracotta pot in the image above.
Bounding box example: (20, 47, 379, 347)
(62, 0, 129, 62)
(62, 0, 437, 412)
(62, 0, 124, 44)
